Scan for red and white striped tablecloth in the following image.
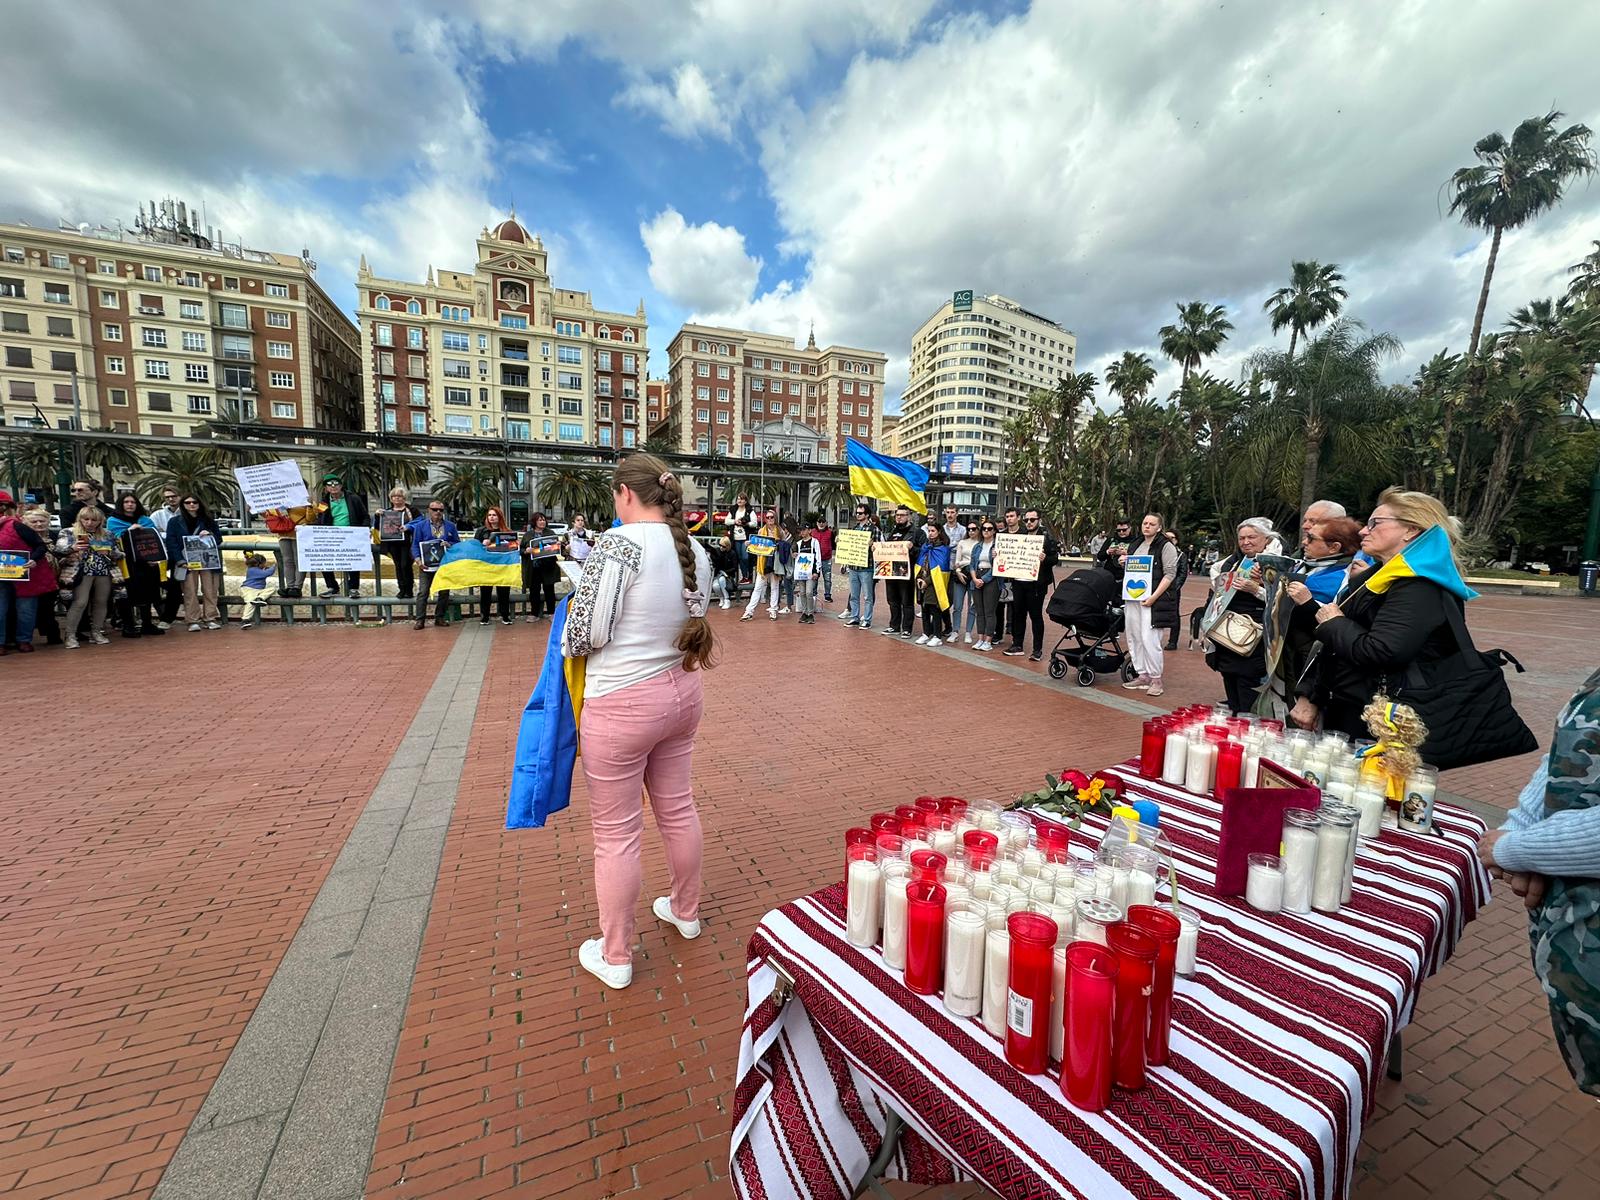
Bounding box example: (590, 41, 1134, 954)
(731, 760, 1491, 1200)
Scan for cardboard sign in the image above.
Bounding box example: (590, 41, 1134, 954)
(122, 525, 166, 565)
(233, 460, 310, 513)
(183, 534, 222, 572)
(419, 539, 447, 570)
(0, 551, 30, 581)
(994, 533, 1044, 580)
(378, 509, 408, 541)
(295, 526, 374, 572)
(747, 534, 777, 556)
(793, 551, 815, 582)
(873, 540, 910, 580)
(835, 528, 872, 569)
(1122, 554, 1154, 601)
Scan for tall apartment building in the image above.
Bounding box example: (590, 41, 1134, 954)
(882, 412, 901, 458)
(0, 206, 360, 435)
(355, 216, 647, 448)
(660, 323, 886, 463)
(897, 292, 1076, 474)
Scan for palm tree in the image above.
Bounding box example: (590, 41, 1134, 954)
(1158, 302, 1234, 386)
(1413, 350, 1463, 494)
(1566, 240, 1600, 305)
(384, 457, 431, 492)
(136, 449, 236, 510)
(1245, 317, 1404, 514)
(433, 463, 503, 522)
(1506, 296, 1573, 340)
(1103, 351, 1156, 405)
(811, 479, 852, 522)
(1446, 110, 1596, 358)
(537, 466, 610, 522)
(1, 433, 65, 499)
(1262, 261, 1347, 360)
(82, 434, 146, 499)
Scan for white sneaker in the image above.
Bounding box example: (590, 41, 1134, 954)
(768, 610, 777, 620)
(913, 635, 928, 645)
(975, 640, 990, 652)
(719, 599, 730, 609)
(779, 606, 790, 614)
(64, 637, 79, 649)
(946, 634, 959, 644)
(652, 896, 702, 940)
(836, 611, 852, 620)
(741, 612, 755, 621)
(189, 623, 202, 632)
(206, 621, 222, 630)
(153, 620, 171, 631)
(578, 938, 632, 989)
(880, 627, 898, 636)
(964, 633, 973, 644)
(91, 633, 110, 645)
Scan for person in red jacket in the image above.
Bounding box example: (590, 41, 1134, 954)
(0, 491, 51, 654)
(809, 513, 835, 605)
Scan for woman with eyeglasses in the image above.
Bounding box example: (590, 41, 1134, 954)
(408, 501, 460, 629)
(969, 520, 1000, 651)
(161, 496, 223, 632)
(520, 512, 560, 622)
(1291, 489, 1489, 738)
(1202, 516, 1280, 711)
(1265, 516, 1363, 715)
(949, 520, 980, 644)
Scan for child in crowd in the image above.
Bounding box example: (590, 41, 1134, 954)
(238, 553, 277, 628)
(792, 525, 822, 624)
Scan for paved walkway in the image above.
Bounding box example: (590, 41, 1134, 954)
(0, 591, 1594, 1199)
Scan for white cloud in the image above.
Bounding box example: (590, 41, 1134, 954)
(641, 208, 764, 314)
(619, 64, 733, 141)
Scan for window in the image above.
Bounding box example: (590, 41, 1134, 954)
(402, 327, 420, 350)
(141, 327, 168, 348)
(623, 329, 635, 343)
(598, 401, 611, 419)
(0, 277, 24, 299)
(379, 381, 396, 402)
(842, 402, 854, 415)
(596, 379, 612, 397)
(500, 314, 528, 330)
(477, 334, 488, 350)
(0, 311, 26, 333)
(48, 252, 68, 269)
(410, 383, 425, 404)
(267, 341, 292, 358)
(444, 387, 470, 405)
(261, 282, 287, 299)
(223, 276, 239, 291)
(843, 380, 854, 394)
(441, 331, 469, 351)
(44, 283, 69, 305)
(555, 320, 584, 337)
(444, 414, 471, 433)
(181, 331, 207, 352)
(696, 435, 709, 453)
(717, 388, 729, 402)
(410, 411, 427, 433)
(443, 357, 471, 378)
(146, 392, 173, 412)
(220, 303, 248, 329)
(559, 397, 582, 415)
(622, 403, 635, 422)
(180, 299, 203, 320)
(597, 350, 612, 370)
(696, 362, 709, 377)
(4, 246, 23, 263)
(143, 359, 170, 379)
(716, 410, 730, 424)
(184, 362, 209, 383)
(789, 403, 800, 415)
(696, 408, 710, 422)
(481, 415, 494, 431)
(695, 386, 710, 402)
(181, 271, 200, 288)
(382, 409, 397, 431)
(717, 365, 730, 380)
(558, 344, 582, 365)
(108, 388, 128, 406)
(752, 378, 764, 392)
(221, 333, 252, 360)
(377, 351, 395, 375)
(100, 289, 119, 307)
(268, 370, 293, 389)
(143, 266, 161, 282)
(622, 428, 636, 448)
(557, 371, 582, 390)
(5, 346, 32, 368)
(376, 296, 391, 311)
(598, 426, 613, 447)
(187, 394, 212, 414)
(223, 366, 254, 390)
(789, 382, 801, 396)
(272, 401, 297, 419)
(742, 442, 753, 458)
(266, 311, 290, 328)
(558, 422, 583, 441)
(751, 399, 763, 413)
(374, 323, 393, 347)
(407, 353, 424, 374)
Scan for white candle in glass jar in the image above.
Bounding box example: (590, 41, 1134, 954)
(1176, 910, 1200, 975)
(1281, 811, 1320, 913)
(1185, 737, 1216, 794)
(882, 875, 909, 969)
(992, 861, 1021, 888)
(930, 828, 957, 858)
(1245, 854, 1285, 913)
(846, 858, 882, 946)
(1354, 788, 1385, 838)
(1093, 860, 1114, 900)
(1311, 813, 1354, 912)
(1242, 750, 1261, 788)
(1019, 846, 1045, 878)
(1109, 864, 1130, 910)
(1049, 947, 1068, 1064)
(943, 907, 987, 1017)
(1074, 865, 1098, 900)
(1161, 731, 1189, 785)
(1047, 900, 1076, 944)
(981, 927, 1010, 1038)
(1324, 778, 1356, 807)
(1127, 867, 1158, 909)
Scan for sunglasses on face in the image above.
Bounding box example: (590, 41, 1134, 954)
(982, 524, 995, 531)
(429, 506, 444, 512)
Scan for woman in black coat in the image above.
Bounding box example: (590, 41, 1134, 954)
(519, 512, 559, 621)
(1152, 529, 1187, 650)
(1291, 490, 1470, 738)
(1205, 517, 1283, 714)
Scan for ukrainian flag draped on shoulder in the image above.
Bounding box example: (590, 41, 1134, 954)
(917, 541, 951, 611)
(506, 595, 587, 829)
(846, 438, 928, 515)
(431, 538, 522, 591)
(1356, 524, 1479, 602)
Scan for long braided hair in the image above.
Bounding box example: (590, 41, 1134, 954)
(611, 453, 717, 671)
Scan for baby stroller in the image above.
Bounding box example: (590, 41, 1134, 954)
(1045, 565, 1138, 687)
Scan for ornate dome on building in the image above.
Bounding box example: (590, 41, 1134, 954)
(490, 215, 530, 244)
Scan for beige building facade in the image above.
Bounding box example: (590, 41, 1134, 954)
(897, 292, 1076, 474)
(660, 323, 886, 463)
(355, 216, 647, 449)
(0, 209, 360, 437)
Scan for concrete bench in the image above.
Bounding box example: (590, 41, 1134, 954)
(1465, 575, 1564, 594)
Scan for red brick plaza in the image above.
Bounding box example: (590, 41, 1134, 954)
(1, 592, 1596, 1200)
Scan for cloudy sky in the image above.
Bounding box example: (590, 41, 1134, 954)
(7, 0, 1599, 409)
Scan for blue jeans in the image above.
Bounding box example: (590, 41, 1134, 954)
(949, 581, 969, 634)
(846, 567, 876, 625)
(811, 559, 834, 601)
(780, 573, 795, 608)
(736, 540, 752, 582)
(0, 583, 40, 645)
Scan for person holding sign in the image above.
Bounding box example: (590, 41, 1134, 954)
(374, 487, 417, 600)
(880, 505, 924, 639)
(1001, 509, 1059, 660)
(837, 504, 878, 629)
(407, 501, 460, 628)
(314, 475, 370, 598)
(1115, 513, 1179, 697)
(163, 496, 224, 631)
(792, 522, 822, 624)
(260, 482, 320, 600)
(520, 512, 561, 621)
(740, 508, 783, 621)
(58, 505, 126, 646)
(107, 492, 164, 639)
(475, 506, 518, 625)
(0, 490, 51, 655)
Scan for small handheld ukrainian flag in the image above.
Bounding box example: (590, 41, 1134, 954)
(846, 438, 928, 515)
(506, 595, 587, 829)
(1356, 524, 1478, 602)
(430, 539, 523, 591)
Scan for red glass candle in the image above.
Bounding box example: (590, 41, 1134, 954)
(869, 812, 900, 834)
(1215, 741, 1244, 795)
(937, 795, 966, 814)
(1126, 905, 1181, 1067)
(903, 880, 947, 994)
(844, 827, 873, 888)
(909, 848, 947, 883)
(1203, 724, 1230, 744)
(1004, 912, 1059, 1074)
(1035, 823, 1071, 864)
(962, 829, 999, 871)
(1062, 942, 1117, 1111)
(1226, 718, 1250, 739)
(874, 832, 906, 862)
(1139, 719, 1167, 779)
(895, 805, 923, 834)
(914, 795, 941, 814)
(1260, 718, 1285, 733)
(1106, 924, 1158, 1090)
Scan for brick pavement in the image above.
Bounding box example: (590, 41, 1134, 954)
(0, 590, 1595, 1199)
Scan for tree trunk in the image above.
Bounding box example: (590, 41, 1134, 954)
(1297, 431, 1322, 518)
(1467, 225, 1503, 359)
(1286, 326, 1299, 361)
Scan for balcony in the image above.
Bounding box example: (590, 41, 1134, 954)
(502, 394, 530, 414)
(442, 366, 471, 379)
(501, 340, 529, 361)
(501, 370, 529, 388)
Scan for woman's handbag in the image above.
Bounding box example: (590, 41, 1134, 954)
(1207, 610, 1263, 655)
(1383, 600, 1537, 770)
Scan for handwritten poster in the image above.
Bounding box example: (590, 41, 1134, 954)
(872, 540, 911, 580)
(993, 533, 1044, 580)
(834, 528, 872, 568)
(233, 460, 310, 513)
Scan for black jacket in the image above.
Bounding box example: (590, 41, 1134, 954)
(1298, 571, 1461, 724)
(1207, 552, 1267, 677)
(163, 512, 222, 565)
(315, 492, 370, 528)
(1096, 533, 1138, 577)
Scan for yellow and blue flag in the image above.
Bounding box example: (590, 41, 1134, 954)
(431, 538, 523, 591)
(507, 595, 587, 829)
(847, 438, 928, 515)
(1357, 524, 1478, 602)
(917, 541, 952, 611)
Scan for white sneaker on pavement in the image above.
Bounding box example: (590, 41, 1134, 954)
(946, 634, 958, 644)
(768, 609, 778, 620)
(779, 606, 790, 614)
(189, 623, 202, 632)
(914, 635, 929, 645)
(578, 939, 632, 989)
(652, 896, 702, 940)
(964, 633, 972, 644)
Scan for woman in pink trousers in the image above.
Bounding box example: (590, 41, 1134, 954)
(563, 453, 717, 988)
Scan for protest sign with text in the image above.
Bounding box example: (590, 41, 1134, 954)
(834, 528, 872, 568)
(1122, 554, 1154, 601)
(993, 533, 1044, 580)
(295, 526, 374, 572)
(872, 539, 911, 579)
(233, 460, 310, 513)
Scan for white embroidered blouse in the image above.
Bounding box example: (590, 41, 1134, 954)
(561, 522, 712, 699)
